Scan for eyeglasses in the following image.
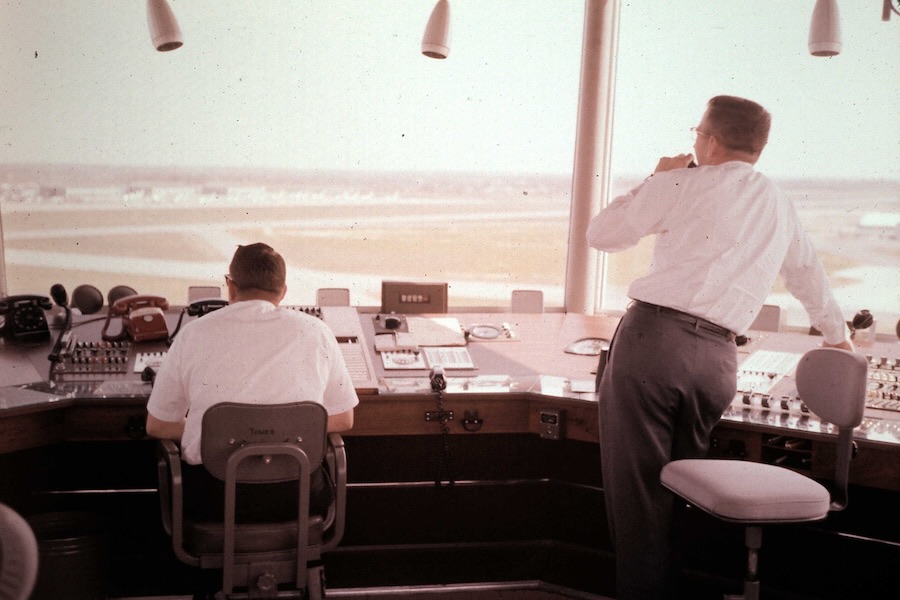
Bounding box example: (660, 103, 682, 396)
(690, 127, 711, 142)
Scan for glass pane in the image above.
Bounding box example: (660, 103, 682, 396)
(0, 1, 582, 308)
(605, 1, 899, 334)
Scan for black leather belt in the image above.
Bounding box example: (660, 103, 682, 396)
(632, 300, 735, 341)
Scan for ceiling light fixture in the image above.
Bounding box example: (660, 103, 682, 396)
(808, 0, 841, 56)
(422, 0, 451, 59)
(884, 0, 900, 20)
(147, 0, 183, 52)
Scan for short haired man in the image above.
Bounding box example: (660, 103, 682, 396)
(587, 96, 852, 599)
(146, 243, 358, 520)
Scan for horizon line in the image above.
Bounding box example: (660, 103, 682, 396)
(0, 162, 897, 184)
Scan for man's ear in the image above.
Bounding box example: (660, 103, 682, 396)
(703, 134, 722, 163)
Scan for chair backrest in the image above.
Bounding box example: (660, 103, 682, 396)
(795, 348, 867, 429)
(749, 303, 781, 332)
(511, 289, 544, 313)
(795, 347, 868, 510)
(316, 288, 350, 307)
(200, 402, 328, 483)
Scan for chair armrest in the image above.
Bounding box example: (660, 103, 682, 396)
(322, 433, 347, 552)
(156, 439, 197, 566)
(324, 432, 345, 478)
(156, 440, 180, 535)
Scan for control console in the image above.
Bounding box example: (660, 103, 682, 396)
(50, 337, 133, 380)
(865, 354, 899, 412)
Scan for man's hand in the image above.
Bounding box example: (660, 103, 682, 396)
(654, 153, 695, 173)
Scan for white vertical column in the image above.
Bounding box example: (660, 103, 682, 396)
(0, 204, 7, 297)
(564, 0, 620, 314)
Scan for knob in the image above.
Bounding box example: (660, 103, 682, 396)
(256, 573, 277, 592)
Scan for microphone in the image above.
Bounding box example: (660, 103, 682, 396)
(48, 283, 70, 328)
(50, 283, 68, 307)
(430, 365, 447, 392)
(48, 284, 72, 363)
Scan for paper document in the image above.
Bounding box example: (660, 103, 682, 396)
(406, 317, 467, 346)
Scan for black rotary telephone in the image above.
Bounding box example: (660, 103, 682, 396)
(0, 295, 52, 344)
(167, 298, 229, 345)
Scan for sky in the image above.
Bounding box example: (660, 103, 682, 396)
(0, 1, 897, 179)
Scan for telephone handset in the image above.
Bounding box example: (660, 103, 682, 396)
(168, 298, 229, 345)
(102, 294, 170, 342)
(0, 295, 52, 344)
(188, 298, 228, 317)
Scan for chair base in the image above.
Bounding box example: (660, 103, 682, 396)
(722, 526, 762, 600)
(212, 564, 325, 600)
(724, 579, 759, 600)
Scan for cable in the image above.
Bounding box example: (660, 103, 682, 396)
(432, 385, 454, 488)
(47, 284, 71, 363)
(430, 366, 454, 487)
(47, 306, 71, 363)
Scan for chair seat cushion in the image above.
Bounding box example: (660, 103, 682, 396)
(661, 459, 830, 523)
(184, 516, 325, 556)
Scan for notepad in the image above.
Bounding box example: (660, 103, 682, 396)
(406, 317, 466, 346)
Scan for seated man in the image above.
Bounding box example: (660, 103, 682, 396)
(146, 243, 358, 520)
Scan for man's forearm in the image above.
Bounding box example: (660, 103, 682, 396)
(145, 413, 185, 440)
(327, 409, 354, 433)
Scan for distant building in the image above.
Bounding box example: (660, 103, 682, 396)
(39, 185, 65, 198)
(200, 185, 229, 196)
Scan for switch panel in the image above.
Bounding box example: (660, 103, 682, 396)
(539, 408, 566, 440)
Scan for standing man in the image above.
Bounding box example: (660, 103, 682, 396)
(587, 95, 853, 599)
(146, 242, 358, 520)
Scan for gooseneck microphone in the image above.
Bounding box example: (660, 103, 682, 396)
(50, 283, 68, 307)
(48, 284, 72, 363)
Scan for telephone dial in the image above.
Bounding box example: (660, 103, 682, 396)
(102, 294, 170, 342)
(0, 295, 52, 344)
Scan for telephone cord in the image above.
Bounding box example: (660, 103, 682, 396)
(433, 388, 454, 487)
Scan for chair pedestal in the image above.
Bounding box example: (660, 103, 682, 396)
(723, 525, 762, 600)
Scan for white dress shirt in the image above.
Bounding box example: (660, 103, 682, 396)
(587, 161, 847, 343)
(146, 300, 359, 464)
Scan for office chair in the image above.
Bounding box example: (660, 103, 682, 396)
(510, 289, 544, 313)
(748, 304, 781, 332)
(156, 402, 347, 600)
(316, 288, 350, 307)
(0, 502, 39, 600)
(661, 348, 867, 600)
